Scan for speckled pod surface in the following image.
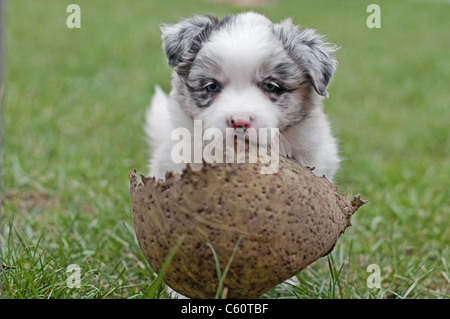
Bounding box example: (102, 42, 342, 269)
(129, 155, 366, 299)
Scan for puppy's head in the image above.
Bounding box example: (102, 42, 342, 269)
(161, 12, 338, 134)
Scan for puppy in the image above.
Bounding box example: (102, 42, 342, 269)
(146, 12, 340, 182)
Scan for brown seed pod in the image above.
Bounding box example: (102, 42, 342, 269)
(129, 151, 366, 299)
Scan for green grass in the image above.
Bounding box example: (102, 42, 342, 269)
(1, 0, 449, 299)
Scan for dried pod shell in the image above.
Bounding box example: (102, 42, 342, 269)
(129, 152, 366, 299)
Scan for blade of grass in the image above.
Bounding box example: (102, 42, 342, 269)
(141, 236, 183, 299)
(208, 235, 243, 299)
(327, 253, 345, 298)
(401, 272, 429, 299)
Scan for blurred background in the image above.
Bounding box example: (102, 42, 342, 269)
(1, 0, 449, 298)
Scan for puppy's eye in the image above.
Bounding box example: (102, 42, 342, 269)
(263, 82, 283, 94)
(205, 82, 221, 93)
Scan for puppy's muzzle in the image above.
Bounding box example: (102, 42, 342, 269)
(228, 115, 252, 131)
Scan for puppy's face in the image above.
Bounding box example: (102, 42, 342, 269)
(161, 12, 337, 135)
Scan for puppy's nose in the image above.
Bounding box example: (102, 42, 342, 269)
(229, 116, 252, 130)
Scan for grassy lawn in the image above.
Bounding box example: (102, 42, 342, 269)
(1, 0, 449, 299)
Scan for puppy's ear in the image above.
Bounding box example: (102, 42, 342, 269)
(275, 19, 338, 97)
(161, 15, 219, 78)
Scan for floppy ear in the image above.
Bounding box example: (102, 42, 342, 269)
(274, 19, 338, 97)
(161, 15, 219, 78)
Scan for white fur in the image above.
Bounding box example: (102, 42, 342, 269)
(146, 12, 340, 182)
(146, 86, 203, 178)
